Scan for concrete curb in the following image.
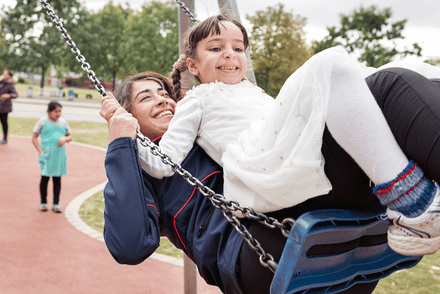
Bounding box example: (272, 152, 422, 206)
(64, 181, 184, 267)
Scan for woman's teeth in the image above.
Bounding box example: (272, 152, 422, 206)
(157, 110, 173, 119)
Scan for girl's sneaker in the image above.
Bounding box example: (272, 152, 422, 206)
(52, 204, 62, 213)
(387, 183, 440, 256)
(39, 203, 48, 211)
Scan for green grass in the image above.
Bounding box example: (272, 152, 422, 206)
(374, 252, 440, 293)
(9, 117, 110, 149)
(10, 116, 183, 259)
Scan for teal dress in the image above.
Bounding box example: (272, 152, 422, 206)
(38, 120, 69, 177)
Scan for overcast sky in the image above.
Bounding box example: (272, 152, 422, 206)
(2, 0, 439, 59)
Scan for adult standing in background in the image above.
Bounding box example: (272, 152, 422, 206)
(0, 69, 18, 145)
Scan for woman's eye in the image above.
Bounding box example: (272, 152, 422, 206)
(140, 96, 151, 102)
(161, 92, 170, 97)
(234, 47, 244, 52)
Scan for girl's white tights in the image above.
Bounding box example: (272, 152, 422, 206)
(325, 54, 409, 185)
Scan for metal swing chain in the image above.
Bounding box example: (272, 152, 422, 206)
(174, 0, 199, 23)
(38, 0, 107, 98)
(137, 135, 296, 272)
(39, 0, 295, 273)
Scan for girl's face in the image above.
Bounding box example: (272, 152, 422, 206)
(48, 106, 62, 121)
(130, 79, 177, 140)
(187, 21, 247, 85)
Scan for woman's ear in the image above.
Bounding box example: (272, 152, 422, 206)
(187, 58, 199, 77)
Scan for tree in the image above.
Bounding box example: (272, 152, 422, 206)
(313, 5, 422, 67)
(126, 1, 179, 77)
(65, 1, 178, 90)
(247, 4, 312, 97)
(65, 2, 135, 90)
(1, 0, 83, 88)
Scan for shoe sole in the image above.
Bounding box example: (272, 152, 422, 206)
(388, 233, 440, 256)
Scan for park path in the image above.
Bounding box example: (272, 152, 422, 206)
(0, 136, 221, 294)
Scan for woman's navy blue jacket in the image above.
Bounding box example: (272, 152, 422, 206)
(103, 137, 245, 293)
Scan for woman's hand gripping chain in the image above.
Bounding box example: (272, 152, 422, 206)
(100, 93, 140, 142)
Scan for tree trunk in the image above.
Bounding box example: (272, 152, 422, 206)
(40, 64, 46, 89)
(112, 71, 117, 92)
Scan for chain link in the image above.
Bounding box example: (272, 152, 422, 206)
(39, 0, 107, 98)
(137, 131, 296, 272)
(174, 0, 199, 24)
(39, 0, 295, 273)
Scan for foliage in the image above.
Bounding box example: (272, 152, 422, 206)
(1, 0, 178, 92)
(313, 5, 422, 67)
(425, 57, 440, 66)
(0, 0, 84, 87)
(63, 0, 178, 90)
(62, 1, 178, 87)
(246, 4, 312, 97)
(65, 2, 134, 90)
(126, 1, 179, 77)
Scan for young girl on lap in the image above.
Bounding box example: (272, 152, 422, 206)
(104, 14, 440, 257)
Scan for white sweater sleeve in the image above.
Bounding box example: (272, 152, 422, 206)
(137, 97, 203, 179)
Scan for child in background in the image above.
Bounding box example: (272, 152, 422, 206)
(32, 101, 72, 213)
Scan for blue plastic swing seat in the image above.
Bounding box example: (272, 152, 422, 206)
(270, 203, 422, 294)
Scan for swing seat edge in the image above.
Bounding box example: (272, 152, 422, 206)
(270, 204, 421, 294)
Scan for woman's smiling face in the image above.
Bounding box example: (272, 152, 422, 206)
(130, 79, 177, 140)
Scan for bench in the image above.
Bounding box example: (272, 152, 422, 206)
(36, 88, 64, 99)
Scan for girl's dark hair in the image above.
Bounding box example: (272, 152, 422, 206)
(48, 101, 62, 112)
(6, 69, 14, 77)
(113, 71, 176, 113)
(171, 14, 249, 100)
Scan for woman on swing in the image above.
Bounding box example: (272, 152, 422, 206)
(101, 15, 440, 294)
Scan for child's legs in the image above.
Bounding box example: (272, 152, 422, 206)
(325, 55, 409, 185)
(365, 68, 440, 183)
(52, 176, 61, 205)
(39, 175, 50, 204)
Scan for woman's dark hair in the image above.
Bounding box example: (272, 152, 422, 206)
(113, 71, 176, 113)
(47, 101, 62, 112)
(171, 14, 249, 100)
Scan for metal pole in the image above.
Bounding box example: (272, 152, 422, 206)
(217, 0, 256, 83)
(179, 4, 198, 293)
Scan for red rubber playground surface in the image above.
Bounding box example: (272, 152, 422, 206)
(0, 136, 221, 294)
